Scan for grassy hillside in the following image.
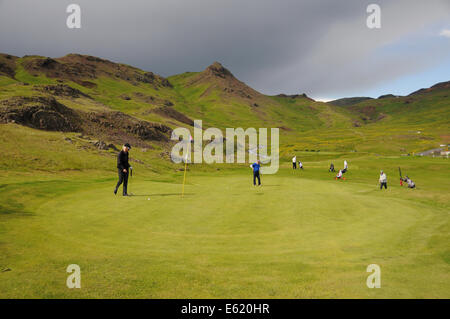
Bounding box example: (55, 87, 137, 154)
(2, 53, 448, 156)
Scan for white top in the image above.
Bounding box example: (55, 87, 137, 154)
(292, 156, 296, 163)
(379, 173, 387, 183)
(299, 162, 303, 167)
(344, 160, 348, 169)
(337, 170, 342, 177)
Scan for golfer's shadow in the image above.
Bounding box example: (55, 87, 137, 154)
(131, 193, 195, 197)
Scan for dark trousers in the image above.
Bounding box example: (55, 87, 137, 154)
(380, 182, 387, 189)
(115, 168, 129, 195)
(253, 171, 261, 185)
(293, 162, 297, 169)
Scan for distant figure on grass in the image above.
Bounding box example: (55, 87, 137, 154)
(292, 156, 297, 169)
(298, 161, 303, 170)
(250, 160, 262, 186)
(342, 160, 348, 173)
(401, 176, 416, 189)
(379, 170, 387, 190)
(335, 169, 345, 180)
(329, 163, 335, 172)
(114, 143, 132, 196)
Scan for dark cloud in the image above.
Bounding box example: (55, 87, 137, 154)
(1, 0, 449, 98)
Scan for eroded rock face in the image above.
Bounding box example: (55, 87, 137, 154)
(83, 111, 172, 142)
(206, 62, 233, 79)
(33, 84, 91, 98)
(149, 106, 194, 126)
(24, 57, 97, 80)
(0, 62, 15, 78)
(0, 96, 173, 144)
(23, 54, 172, 89)
(0, 53, 18, 78)
(133, 92, 173, 106)
(136, 72, 172, 87)
(188, 62, 263, 103)
(0, 96, 81, 131)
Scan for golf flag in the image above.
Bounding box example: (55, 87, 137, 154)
(182, 148, 189, 198)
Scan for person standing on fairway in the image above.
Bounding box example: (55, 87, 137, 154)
(342, 160, 348, 173)
(292, 156, 297, 169)
(379, 170, 387, 190)
(114, 143, 131, 196)
(329, 163, 335, 172)
(251, 160, 261, 186)
(299, 161, 303, 170)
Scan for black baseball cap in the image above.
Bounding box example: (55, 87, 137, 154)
(124, 143, 132, 149)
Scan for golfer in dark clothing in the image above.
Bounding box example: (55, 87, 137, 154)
(114, 143, 131, 196)
(251, 160, 261, 186)
(329, 163, 335, 172)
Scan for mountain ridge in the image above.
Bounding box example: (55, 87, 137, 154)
(0, 52, 449, 154)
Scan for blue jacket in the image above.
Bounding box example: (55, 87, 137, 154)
(252, 163, 260, 172)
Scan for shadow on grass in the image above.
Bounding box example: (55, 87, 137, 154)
(0, 204, 34, 217)
(130, 193, 196, 197)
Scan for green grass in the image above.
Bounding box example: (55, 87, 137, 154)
(13, 58, 58, 85)
(0, 125, 448, 298)
(0, 56, 449, 298)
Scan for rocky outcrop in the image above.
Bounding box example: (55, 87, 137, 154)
(0, 95, 172, 144)
(133, 92, 173, 106)
(276, 93, 315, 101)
(23, 54, 172, 89)
(33, 84, 91, 98)
(149, 106, 194, 126)
(0, 53, 17, 78)
(83, 111, 171, 142)
(378, 94, 398, 99)
(205, 62, 234, 79)
(0, 96, 81, 131)
(187, 62, 263, 102)
(409, 81, 450, 95)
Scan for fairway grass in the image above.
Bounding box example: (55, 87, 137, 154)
(1, 54, 448, 299)
(0, 159, 448, 298)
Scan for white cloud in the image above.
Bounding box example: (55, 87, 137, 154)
(313, 97, 334, 103)
(440, 29, 450, 37)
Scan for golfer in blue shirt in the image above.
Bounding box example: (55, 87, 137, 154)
(250, 160, 261, 186)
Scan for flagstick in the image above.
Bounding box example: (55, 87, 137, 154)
(181, 151, 189, 198)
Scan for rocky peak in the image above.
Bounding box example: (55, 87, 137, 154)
(205, 62, 233, 79)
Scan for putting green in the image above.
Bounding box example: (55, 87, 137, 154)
(0, 165, 448, 298)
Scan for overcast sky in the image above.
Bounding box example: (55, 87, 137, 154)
(1, 0, 449, 100)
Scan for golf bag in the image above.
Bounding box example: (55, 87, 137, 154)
(401, 176, 416, 189)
